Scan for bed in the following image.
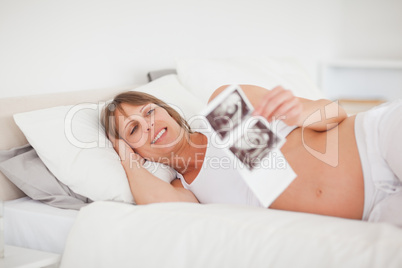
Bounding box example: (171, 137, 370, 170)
(1, 57, 402, 267)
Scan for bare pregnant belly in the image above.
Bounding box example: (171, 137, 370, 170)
(270, 116, 365, 219)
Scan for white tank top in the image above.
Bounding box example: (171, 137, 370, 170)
(178, 120, 297, 207)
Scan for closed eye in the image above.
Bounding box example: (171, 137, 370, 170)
(146, 108, 155, 116)
(130, 124, 138, 135)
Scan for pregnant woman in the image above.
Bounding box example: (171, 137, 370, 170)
(102, 84, 402, 226)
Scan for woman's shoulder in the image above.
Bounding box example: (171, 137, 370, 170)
(208, 85, 229, 103)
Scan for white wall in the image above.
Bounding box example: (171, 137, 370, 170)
(0, 0, 401, 98)
(323, 0, 402, 101)
(338, 0, 402, 59)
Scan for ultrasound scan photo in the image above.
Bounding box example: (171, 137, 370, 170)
(230, 119, 279, 170)
(206, 90, 250, 140)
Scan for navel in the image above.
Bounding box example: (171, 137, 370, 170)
(316, 188, 323, 197)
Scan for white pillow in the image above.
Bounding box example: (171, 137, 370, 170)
(134, 75, 204, 120)
(176, 57, 324, 105)
(13, 75, 204, 203)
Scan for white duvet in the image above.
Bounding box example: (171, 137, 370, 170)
(61, 201, 402, 268)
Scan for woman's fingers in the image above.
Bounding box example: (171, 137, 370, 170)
(272, 97, 303, 125)
(261, 90, 293, 120)
(108, 134, 144, 166)
(108, 134, 123, 156)
(253, 86, 301, 124)
(107, 133, 117, 147)
(253, 86, 283, 116)
(117, 139, 145, 167)
(116, 138, 130, 159)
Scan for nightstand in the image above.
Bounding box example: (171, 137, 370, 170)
(0, 245, 61, 268)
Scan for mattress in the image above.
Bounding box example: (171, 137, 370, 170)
(4, 197, 78, 254)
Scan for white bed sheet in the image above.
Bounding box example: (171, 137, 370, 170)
(62, 201, 402, 268)
(4, 197, 78, 254)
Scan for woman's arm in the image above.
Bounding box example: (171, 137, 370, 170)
(209, 84, 347, 132)
(110, 136, 199, 205)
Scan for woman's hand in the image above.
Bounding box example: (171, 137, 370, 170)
(108, 134, 144, 169)
(108, 134, 199, 205)
(211, 84, 347, 132)
(252, 86, 303, 126)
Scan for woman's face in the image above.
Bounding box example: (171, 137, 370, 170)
(115, 103, 185, 160)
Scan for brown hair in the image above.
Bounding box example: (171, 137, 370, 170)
(101, 91, 192, 140)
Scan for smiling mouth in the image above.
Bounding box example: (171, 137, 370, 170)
(151, 128, 167, 144)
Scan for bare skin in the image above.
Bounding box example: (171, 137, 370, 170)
(210, 85, 365, 219)
(111, 85, 365, 220)
(271, 116, 364, 219)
